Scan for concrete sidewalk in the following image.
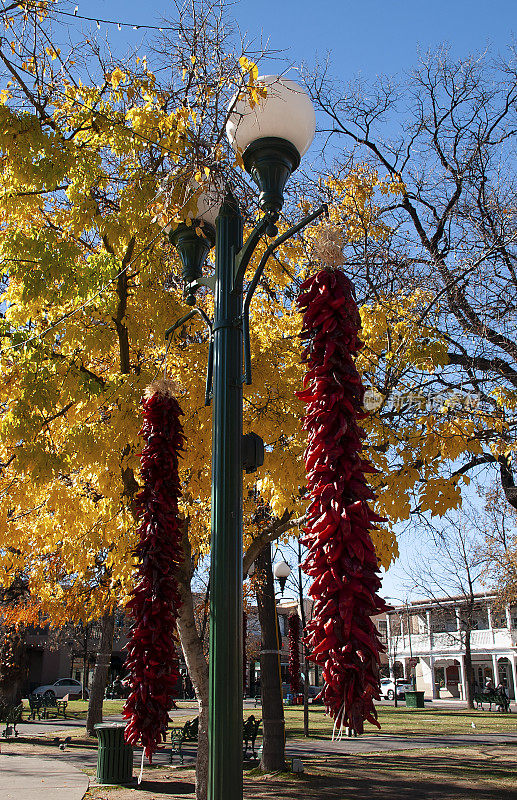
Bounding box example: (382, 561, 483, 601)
(0, 754, 89, 800)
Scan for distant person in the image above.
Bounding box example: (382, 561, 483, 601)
(484, 676, 494, 693)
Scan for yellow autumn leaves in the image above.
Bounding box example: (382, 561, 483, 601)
(2, 47, 515, 629)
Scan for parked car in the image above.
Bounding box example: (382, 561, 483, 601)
(281, 682, 323, 700)
(379, 678, 413, 700)
(32, 678, 87, 699)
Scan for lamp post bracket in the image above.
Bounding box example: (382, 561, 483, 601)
(233, 212, 277, 290)
(242, 203, 329, 385)
(165, 307, 212, 341)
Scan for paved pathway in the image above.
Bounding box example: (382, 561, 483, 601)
(0, 709, 199, 799)
(0, 754, 89, 800)
(286, 730, 517, 757)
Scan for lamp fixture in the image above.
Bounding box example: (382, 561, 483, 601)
(226, 75, 316, 212)
(273, 560, 292, 595)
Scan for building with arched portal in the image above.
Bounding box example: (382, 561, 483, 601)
(385, 594, 517, 700)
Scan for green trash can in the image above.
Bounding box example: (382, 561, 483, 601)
(405, 690, 425, 709)
(95, 722, 133, 785)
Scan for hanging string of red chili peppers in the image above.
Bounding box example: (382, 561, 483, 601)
(288, 613, 301, 696)
(297, 268, 390, 736)
(123, 379, 185, 762)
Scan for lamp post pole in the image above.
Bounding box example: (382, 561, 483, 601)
(165, 75, 323, 800)
(208, 190, 244, 800)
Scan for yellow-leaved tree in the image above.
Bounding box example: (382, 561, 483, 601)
(2, 6, 508, 798)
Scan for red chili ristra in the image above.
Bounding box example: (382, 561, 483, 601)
(123, 381, 184, 761)
(297, 268, 389, 735)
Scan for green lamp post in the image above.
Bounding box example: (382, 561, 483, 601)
(167, 75, 326, 800)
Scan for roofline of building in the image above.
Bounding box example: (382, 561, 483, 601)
(386, 591, 501, 613)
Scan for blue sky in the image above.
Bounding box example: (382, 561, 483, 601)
(54, 1, 514, 599)
(76, 0, 516, 81)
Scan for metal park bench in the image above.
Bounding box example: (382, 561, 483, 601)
(242, 715, 261, 759)
(0, 702, 22, 737)
(37, 691, 68, 719)
(170, 714, 262, 764)
(473, 688, 510, 712)
(28, 693, 45, 720)
(170, 717, 199, 764)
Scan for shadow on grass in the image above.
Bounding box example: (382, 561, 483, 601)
(244, 751, 515, 800)
(136, 779, 195, 794)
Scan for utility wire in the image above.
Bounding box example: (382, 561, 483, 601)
(4, 2, 174, 31)
(56, 9, 171, 30)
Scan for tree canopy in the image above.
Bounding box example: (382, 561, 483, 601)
(1, 6, 514, 629)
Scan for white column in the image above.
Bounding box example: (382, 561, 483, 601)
(427, 610, 433, 650)
(487, 604, 495, 645)
(400, 615, 406, 650)
(456, 606, 461, 632)
(430, 655, 439, 699)
(506, 605, 512, 630)
(491, 653, 499, 685)
(510, 654, 517, 701)
(458, 654, 467, 702)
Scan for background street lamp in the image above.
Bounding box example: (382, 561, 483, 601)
(273, 560, 292, 596)
(166, 75, 324, 800)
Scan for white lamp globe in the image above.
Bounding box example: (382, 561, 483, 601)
(158, 178, 223, 234)
(226, 75, 316, 158)
(273, 561, 292, 580)
(226, 76, 316, 213)
(193, 187, 222, 228)
(273, 560, 291, 595)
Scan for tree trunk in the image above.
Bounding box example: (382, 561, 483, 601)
(86, 612, 115, 736)
(82, 622, 90, 698)
(176, 525, 209, 800)
(255, 544, 286, 772)
(302, 666, 309, 737)
(0, 628, 27, 704)
(390, 660, 398, 708)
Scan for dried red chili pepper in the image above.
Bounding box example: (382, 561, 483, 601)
(123, 379, 184, 761)
(297, 269, 389, 735)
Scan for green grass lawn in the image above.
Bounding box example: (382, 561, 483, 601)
(242, 704, 517, 738)
(170, 703, 516, 738)
(21, 697, 197, 720)
(22, 698, 126, 719)
(21, 697, 516, 739)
